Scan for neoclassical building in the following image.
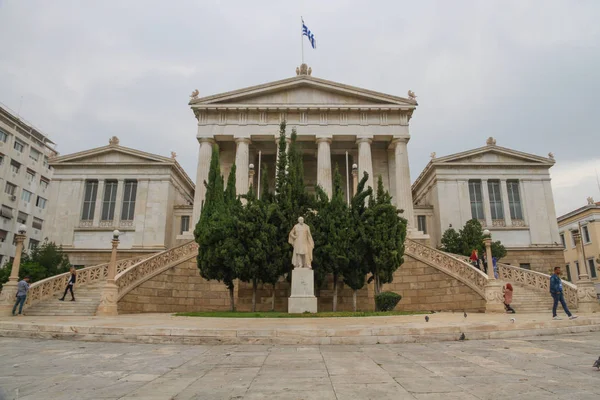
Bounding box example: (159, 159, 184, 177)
(412, 138, 564, 273)
(45, 137, 194, 266)
(184, 64, 425, 238)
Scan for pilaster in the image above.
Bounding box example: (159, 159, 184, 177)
(500, 180, 512, 227)
(481, 179, 493, 227)
(92, 180, 105, 226)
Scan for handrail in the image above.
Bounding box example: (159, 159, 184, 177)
(406, 239, 488, 297)
(497, 262, 578, 308)
(24, 255, 151, 307)
(115, 241, 198, 300)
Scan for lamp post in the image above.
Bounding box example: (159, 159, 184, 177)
(96, 230, 120, 316)
(483, 229, 494, 280)
(482, 229, 503, 312)
(0, 225, 27, 316)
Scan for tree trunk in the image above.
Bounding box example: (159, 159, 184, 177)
(252, 279, 257, 312)
(229, 285, 235, 312)
(271, 283, 276, 312)
(332, 274, 338, 312)
(352, 289, 357, 312)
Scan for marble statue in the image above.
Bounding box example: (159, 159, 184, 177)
(288, 217, 314, 269)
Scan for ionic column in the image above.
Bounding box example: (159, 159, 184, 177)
(356, 137, 374, 191)
(113, 179, 124, 225)
(392, 138, 415, 229)
(481, 179, 493, 227)
(316, 136, 333, 198)
(500, 180, 512, 228)
(235, 137, 251, 196)
(191, 138, 215, 229)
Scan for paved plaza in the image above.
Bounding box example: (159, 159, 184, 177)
(2, 333, 600, 400)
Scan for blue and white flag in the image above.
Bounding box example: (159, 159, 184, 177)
(302, 18, 316, 49)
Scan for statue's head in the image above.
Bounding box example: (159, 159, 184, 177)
(298, 217, 304, 224)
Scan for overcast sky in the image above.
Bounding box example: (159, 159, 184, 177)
(1, 0, 599, 216)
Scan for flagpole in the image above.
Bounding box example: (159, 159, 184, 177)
(301, 16, 304, 64)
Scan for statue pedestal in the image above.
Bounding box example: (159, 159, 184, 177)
(288, 268, 318, 314)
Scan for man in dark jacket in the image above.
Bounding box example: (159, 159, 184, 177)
(550, 266, 577, 320)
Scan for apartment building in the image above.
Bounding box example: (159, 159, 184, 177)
(557, 197, 600, 284)
(0, 104, 57, 266)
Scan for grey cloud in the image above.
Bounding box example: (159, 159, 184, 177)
(0, 0, 598, 213)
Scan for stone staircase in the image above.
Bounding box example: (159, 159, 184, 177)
(25, 280, 105, 316)
(508, 282, 555, 313)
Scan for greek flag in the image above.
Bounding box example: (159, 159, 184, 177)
(302, 18, 316, 49)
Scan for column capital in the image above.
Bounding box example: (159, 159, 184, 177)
(234, 137, 251, 144)
(315, 136, 332, 144)
(391, 137, 410, 145)
(356, 137, 372, 145)
(197, 137, 216, 145)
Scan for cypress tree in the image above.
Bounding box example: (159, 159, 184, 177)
(362, 176, 407, 304)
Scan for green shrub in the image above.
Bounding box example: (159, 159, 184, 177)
(375, 291, 402, 311)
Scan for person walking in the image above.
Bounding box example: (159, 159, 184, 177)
(550, 266, 577, 320)
(59, 267, 77, 301)
(12, 276, 30, 316)
(503, 283, 515, 313)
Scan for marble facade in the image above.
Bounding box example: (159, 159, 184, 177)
(412, 138, 564, 273)
(185, 64, 424, 237)
(45, 138, 195, 266)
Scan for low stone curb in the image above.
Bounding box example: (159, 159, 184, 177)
(1, 316, 599, 345)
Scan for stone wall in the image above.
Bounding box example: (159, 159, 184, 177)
(117, 253, 485, 314)
(501, 248, 564, 275)
(67, 250, 157, 268)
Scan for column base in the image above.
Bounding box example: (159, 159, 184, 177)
(288, 268, 317, 314)
(576, 279, 600, 313)
(407, 228, 430, 241)
(485, 280, 505, 313)
(0, 281, 18, 317)
(96, 282, 119, 316)
(177, 231, 195, 241)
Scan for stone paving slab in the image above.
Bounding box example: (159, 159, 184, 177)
(1, 312, 600, 345)
(2, 332, 600, 399)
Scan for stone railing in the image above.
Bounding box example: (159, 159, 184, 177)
(405, 239, 488, 297)
(24, 255, 149, 307)
(497, 262, 578, 308)
(115, 241, 198, 300)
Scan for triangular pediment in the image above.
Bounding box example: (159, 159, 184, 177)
(190, 75, 416, 107)
(51, 145, 173, 165)
(434, 145, 554, 166)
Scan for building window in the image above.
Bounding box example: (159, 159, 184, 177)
(506, 180, 523, 220)
(43, 156, 49, 169)
(575, 261, 580, 277)
(180, 216, 190, 234)
(565, 264, 572, 281)
(21, 189, 32, 203)
(40, 178, 49, 190)
(468, 180, 485, 220)
(571, 231, 578, 248)
(10, 159, 20, 174)
(13, 140, 24, 153)
(488, 180, 504, 220)
(519, 263, 531, 270)
(560, 233, 566, 248)
(28, 239, 40, 250)
(26, 169, 35, 182)
(32, 217, 43, 230)
(417, 215, 427, 234)
(81, 180, 98, 221)
(29, 147, 41, 162)
(36, 196, 47, 209)
(588, 259, 597, 279)
(0, 154, 4, 166)
(101, 180, 118, 221)
(17, 211, 28, 224)
(0, 229, 7, 242)
(582, 225, 591, 244)
(5, 182, 16, 196)
(0, 205, 13, 219)
(0, 129, 7, 142)
(121, 180, 137, 221)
